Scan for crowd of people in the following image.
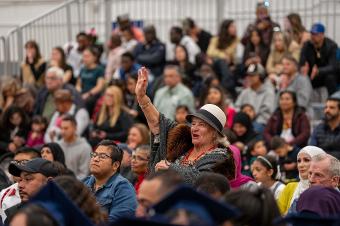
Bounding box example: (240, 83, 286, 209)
(0, 2, 340, 226)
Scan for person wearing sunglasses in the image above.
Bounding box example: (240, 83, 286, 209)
(83, 140, 137, 222)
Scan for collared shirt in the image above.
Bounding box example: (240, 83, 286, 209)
(153, 83, 195, 120)
(83, 173, 136, 222)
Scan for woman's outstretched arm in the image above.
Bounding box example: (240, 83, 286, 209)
(135, 67, 160, 135)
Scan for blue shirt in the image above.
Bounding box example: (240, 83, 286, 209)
(83, 173, 137, 222)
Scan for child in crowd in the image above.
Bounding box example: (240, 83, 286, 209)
(242, 138, 267, 176)
(26, 115, 48, 148)
(175, 105, 190, 124)
(251, 155, 285, 200)
(270, 136, 299, 182)
(240, 104, 264, 134)
(0, 106, 29, 153)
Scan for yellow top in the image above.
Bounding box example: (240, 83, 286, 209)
(207, 36, 238, 64)
(277, 182, 298, 215)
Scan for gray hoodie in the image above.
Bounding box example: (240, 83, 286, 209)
(58, 137, 92, 180)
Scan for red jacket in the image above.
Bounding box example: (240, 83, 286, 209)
(264, 107, 311, 148)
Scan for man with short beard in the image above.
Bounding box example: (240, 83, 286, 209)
(310, 93, 340, 159)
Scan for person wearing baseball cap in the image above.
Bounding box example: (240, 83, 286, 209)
(135, 67, 235, 185)
(299, 22, 338, 100)
(9, 158, 59, 202)
(235, 63, 275, 131)
(4, 158, 59, 224)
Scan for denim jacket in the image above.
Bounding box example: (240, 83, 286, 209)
(83, 173, 137, 222)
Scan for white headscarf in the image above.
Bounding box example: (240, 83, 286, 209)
(289, 146, 326, 206)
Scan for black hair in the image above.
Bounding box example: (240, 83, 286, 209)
(175, 44, 190, 63)
(121, 52, 135, 61)
(176, 105, 190, 113)
(15, 146, 41, 158)
(255, 155, 279, 180)
(270, 136, 286, 150)
(41, 143, 66, 165)
(194, 172, 230, 197)
(327, 97, 340, 109)
(171, 26, 183, 36)
(223, 187, 281, 226)
(217, 19, 236, 50)
(76, 32, 89, 40)
(97, 140, 123, 168)
(84, 46, 100, 63)
(61, 114, 77, 127)
(1, 106, 29, 130)
(279, 90, 298, 107)
(183, 18, 195, 29)
(240, 103, 255, 111)
(32, 115, 48, 127)
(9, 204, 58, 226)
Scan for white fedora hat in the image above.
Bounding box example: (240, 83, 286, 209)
(186, 104, 226, 136)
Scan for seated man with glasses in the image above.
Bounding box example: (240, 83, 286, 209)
(83, 140, 137, 222)
(0, 147, 41, 223)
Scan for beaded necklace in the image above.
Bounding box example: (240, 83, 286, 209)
(180, 146, 216, 166)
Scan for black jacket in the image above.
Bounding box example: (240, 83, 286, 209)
(33, 84, 84, 116)
(299, 37, 338, 88)
(133, 39, 166, 77)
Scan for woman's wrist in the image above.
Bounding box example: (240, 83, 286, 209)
(137, 95, 150, 106)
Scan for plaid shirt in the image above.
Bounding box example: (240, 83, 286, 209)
(309, 121, 340, 159)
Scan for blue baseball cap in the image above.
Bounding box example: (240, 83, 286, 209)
(310, 23, 325, 34)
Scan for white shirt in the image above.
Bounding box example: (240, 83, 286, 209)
(0, 183, 20, 223)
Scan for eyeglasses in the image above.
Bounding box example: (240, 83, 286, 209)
(90, 152, 112, 160)
(10, 160, 29, 166)
(131, 155, 149, 162)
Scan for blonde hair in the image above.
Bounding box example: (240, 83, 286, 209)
(271, 31, 289, 52)
(96, 86, 123, 127)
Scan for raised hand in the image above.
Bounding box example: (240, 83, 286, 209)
(135, 67, 149, 100)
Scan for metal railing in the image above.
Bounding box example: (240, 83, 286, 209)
(1, 0, 339, 76)
(3, 0, 85, 75)
(0, 36, 6, 75)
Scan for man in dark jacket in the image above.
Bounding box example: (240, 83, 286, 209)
(33, 67, 84, 120)
(133, 25, 166, 77)
(309, 93, 340, 159)
(299, 23, 338, 100)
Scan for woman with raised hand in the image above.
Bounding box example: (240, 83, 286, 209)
(135, 67, 235, 184)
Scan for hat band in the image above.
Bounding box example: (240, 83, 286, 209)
(199, 109, 223, 132)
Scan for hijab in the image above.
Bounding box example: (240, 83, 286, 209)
(289, 146, 326, 207)
(229, 145, 254, 188)
(297, 186, 340, 217)
(232, 112, 258, 144)
(42, 143, 66, 166)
